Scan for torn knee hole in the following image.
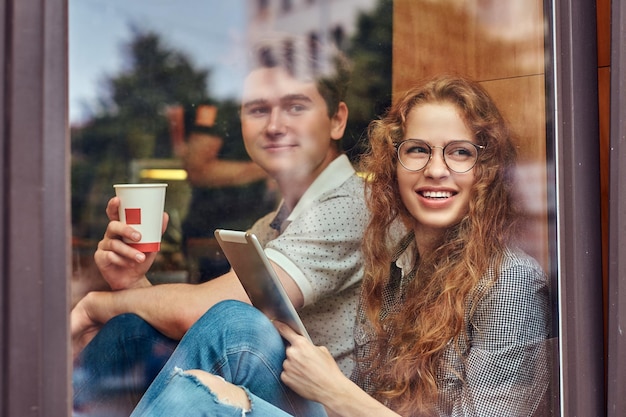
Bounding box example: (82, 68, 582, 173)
(183, 369, 251, 411)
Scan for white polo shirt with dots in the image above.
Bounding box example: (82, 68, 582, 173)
(248, 154, 367, 375)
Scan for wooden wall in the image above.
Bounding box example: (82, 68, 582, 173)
(597, 0, 611, 364)
(393, 0, 549, 269)
(597, 0, 610, 277)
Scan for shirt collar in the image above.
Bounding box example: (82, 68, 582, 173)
(270, 154, 355, 232)
(393, 231, 417, 277)
(396, 242, 417, 275)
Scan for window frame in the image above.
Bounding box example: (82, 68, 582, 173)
(1, 0, 620, 415)
(0, 0, 70, 416)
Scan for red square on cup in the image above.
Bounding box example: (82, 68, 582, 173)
(125, 208, 142, 225)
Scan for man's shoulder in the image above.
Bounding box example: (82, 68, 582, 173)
(301, 173, 367, 229)
(319, 172, 365, 202)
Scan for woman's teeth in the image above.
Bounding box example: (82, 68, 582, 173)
(421, 190, 452, 199)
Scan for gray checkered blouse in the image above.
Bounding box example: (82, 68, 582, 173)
(351, 233, 552, 417)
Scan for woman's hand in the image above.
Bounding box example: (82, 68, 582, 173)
(275, 322, 403, 417)
(93, 197, 168, 290)
(274, 321, 350, 404)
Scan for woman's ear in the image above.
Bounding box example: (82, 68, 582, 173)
(330, 102, 349, 141)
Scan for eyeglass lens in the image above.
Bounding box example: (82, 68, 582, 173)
(397, 139, 479, 173)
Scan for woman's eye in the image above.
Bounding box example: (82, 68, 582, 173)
(451, 148, 468, 156)
(448, 146, 474, 158)
(407, 145, 429, 154)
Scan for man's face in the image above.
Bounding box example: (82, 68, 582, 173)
(240, 67, 346, 183)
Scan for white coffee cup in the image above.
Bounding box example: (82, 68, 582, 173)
(113, 183, 168, 252)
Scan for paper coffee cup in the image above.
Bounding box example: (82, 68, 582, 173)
(113, 183, 168, 252)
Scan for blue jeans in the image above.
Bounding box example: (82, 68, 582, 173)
(73, 313, 178, 416)
(131, 300, 327, 417)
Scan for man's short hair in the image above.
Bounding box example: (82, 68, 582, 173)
(247, 34, 352, 117)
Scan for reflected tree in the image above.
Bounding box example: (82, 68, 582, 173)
(72, 29, 212, 240)
(72, 0, 394, 240)
(343, 0, 393, 161)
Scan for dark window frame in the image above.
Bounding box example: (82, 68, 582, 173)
(549, 0, 606, 415)
(607, 0, 626, 415)
(1, 0, 70, 416)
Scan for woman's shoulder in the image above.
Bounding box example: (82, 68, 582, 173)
(478, 247, 549, 297)
(500, 247, 546, 276)
(469, 247, 552, 335)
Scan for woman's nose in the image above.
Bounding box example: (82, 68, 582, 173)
(422, 147, 450, 178)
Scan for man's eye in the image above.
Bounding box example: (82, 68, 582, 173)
(246, 106, 269, 116)
(287, 104, 306, 113)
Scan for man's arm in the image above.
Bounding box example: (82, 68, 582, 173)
(74, 191, 305, 354)
(72, 261, 305, 354)
(270, 261, 305, 309)
(73, 202, 305, 354)
(74, 270, 246, 339)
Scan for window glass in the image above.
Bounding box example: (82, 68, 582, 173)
(70, 0, 391, 289)
(70, 0, 558, 414)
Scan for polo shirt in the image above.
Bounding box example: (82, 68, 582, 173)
(249, 154, 367, 375)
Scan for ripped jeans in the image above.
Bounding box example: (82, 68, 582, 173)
(130, 300, 328, 417)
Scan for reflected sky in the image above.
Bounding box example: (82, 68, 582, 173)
(70, 0, 247, 124)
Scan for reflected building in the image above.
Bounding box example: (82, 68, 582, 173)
(246, 0, 378, 64)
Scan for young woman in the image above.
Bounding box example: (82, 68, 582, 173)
(130, 75, 551, 417)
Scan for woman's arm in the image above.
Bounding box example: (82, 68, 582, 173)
(275, 322, 402, 417)
(449, 258, 552, 417)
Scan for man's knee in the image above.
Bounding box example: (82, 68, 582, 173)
(188, 300, 280, 347)
(188, 301, 262, 335)
(101, 313, 148, 335)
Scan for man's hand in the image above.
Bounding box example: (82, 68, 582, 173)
(71, 293, 103, 360)
(94, 197, 168, 290)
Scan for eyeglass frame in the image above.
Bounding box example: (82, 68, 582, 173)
(394, 139, 485, 173)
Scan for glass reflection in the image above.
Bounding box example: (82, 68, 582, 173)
(70, 0, 390, 296)
(70, 0, 557, 415)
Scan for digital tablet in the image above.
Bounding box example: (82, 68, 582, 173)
(214, 229, 311, 341)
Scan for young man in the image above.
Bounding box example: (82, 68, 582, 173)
(72, 37, 367, 415)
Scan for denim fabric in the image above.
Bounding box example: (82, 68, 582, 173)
(131, 300, 327, 417)
(131, 368, 296, 417)
(73, 313, 178, 417)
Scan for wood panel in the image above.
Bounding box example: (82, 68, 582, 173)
(482, 76, 546, 163)
(392, 0, 549, 270)
(597, 0, 611, 68)
(483, 76, 548, 269)
(596, 0, 611, 332)
(393, 0, 545, 90)
(598, 60, 610, 369)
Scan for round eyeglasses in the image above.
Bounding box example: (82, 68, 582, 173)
(395, 139, 484, 173)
